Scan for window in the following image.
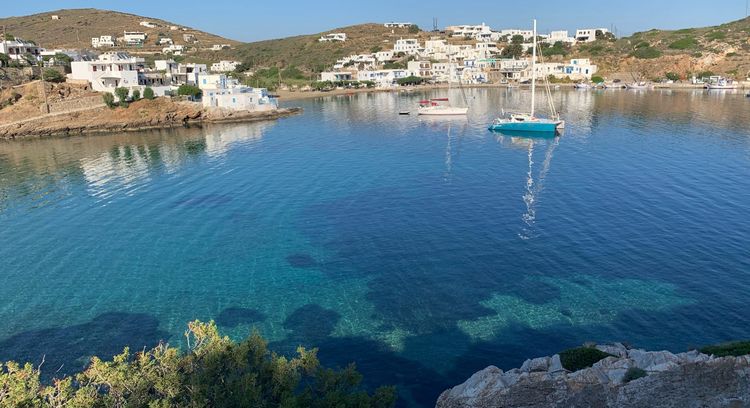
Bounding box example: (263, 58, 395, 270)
(93, 66, 97, 72)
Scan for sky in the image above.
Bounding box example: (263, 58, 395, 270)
(2, 0, 749, 42)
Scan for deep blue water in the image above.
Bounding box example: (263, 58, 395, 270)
(1, 89, 749, 406)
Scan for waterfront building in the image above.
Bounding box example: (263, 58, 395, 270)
(0, 38, 42, 63)
(69, 52, 143, 92)
(320, 71, 355, 82)
(575, 28, 609, 43)
(356, 69, 410, 87)
(407, 61, 433, 78)
(210, 60, 241, 72)
(319, 33, 347, 42)
(198, 73, 277, 111)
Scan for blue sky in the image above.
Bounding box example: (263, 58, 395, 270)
(2, 0, 749, 42)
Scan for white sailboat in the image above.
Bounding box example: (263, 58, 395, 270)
(418, 65, 469, 116)
(489, 20, 564, 133)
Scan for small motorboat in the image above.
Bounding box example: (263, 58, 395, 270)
(399, 111, 411, 115)
(706, 78, 738, 90)
(627, 82, 651, 90)
(574, 83, 592, 90)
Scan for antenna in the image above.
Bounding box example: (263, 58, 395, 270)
(433, 17, 439, 32)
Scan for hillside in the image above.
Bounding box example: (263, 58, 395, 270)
(574, 17, 750, 79)
(0, 8, 239, 50)
(228, 23, 428, 72)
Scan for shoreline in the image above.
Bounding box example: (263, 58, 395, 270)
(277, 82, 745, 102)
(0, 101, 303, 140)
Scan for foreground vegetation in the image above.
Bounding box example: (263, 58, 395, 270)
(0, 321, 396, 407)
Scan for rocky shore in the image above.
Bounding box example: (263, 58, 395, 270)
(0, 97, 302, 139)
(437, 343, 750, 408)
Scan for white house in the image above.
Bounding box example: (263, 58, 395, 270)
(394, 38, 421, 55)
(0, 38, 42, 63)
(157, 37, 174, 46)
(51, 15, 60, 20)
(162, 44, 185, 55)
(384, 22, 413, 28)
(357, 69, 410, 87)
(140, 21, 157, 28)
(575, 28, 609, 43)
(320, 71, 354, 82)
(123, 31, 147, 46)
(198, 73, 277, 111)
(69, 52, 143, 93)
(498, 29, 534, 40)
(211, 44, 232, 51)
(175, 63, 207, 85)
(91, 35, 115, 48)
(407, 61, 433, 78)
(183, 34, 197, 43)
(559, 58, 598, 79)
(319, 33, 347, 42)
(546, 30, 576, 44)
(210, 60, 241, 72)
(374, 50, 394, 62)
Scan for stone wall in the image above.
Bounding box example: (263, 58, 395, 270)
(47, 95, 104, 114)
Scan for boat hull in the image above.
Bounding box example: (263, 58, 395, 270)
(488, 121, 561, 133)
(706, 85, 738, 90)
(417, 107, 469, 116)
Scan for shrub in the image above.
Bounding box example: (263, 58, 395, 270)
(665, 72, 680, 81)
(114, 87, 130, 105)
(668, 37, 697, 50)
(177, 84, 202, 99)
(42, 69, 65, 83)
(706, 31, 727, 41)
(408, 24, 420, 34)
(632, 47, 662, 59)
(700, 341, 750, 357)
(0, 321, 396, 407)
(0, 52, 10, 67)
(623, 367, 648, 383)
(559, 347, 613, 372)
(143, 87, 155, 100)
(634, 41, 650, 49)
(131, 89, 141, 101)
(102, 93, 116, 108)
(591, 75, 605, 83)
(396, 75, 425, 86)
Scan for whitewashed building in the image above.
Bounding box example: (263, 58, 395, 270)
(140, 21, 157, 28)
(69, 52, 142, 93)
(198, 74, 277, 111)
(575, 28, 609, 43)
(0, 38, 42, 63)
(157, 37, 174, 46)
(498, 29, 534, 41)
(545, 30, 576, 44)
(211, 44, 232, 51)
(357, 69, 410, 87)
(384, 22, 413, 28)
(123, 31, 147, 46)
(162, 44, 185, 55)
(394, 38, 421, 55)
(210, 60, 241, 72)
(320, 71, 354, 82)
(407, 61, 433, 78)
(91, 35, 116, 48)
(319, 33, 347, 42)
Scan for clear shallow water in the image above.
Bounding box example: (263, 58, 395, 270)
(1, 89, 749, 406)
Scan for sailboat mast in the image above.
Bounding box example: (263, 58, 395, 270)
(531, 19, 537, 118)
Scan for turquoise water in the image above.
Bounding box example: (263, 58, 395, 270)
(1, 89, 749, 406)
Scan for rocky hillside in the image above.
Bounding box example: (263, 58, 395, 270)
(0, 8, 239, 50)
(437, 343, 750, 408)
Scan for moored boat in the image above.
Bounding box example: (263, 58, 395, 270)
(417, 99, 469, 116)
(627, 81, 651, 90)
(706, 78, 738, 90)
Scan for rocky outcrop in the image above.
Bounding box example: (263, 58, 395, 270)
(437, 344, 750, 408)
(0, 97, 302, 139)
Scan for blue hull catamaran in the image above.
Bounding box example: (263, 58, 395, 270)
(489, 20, 565, 134)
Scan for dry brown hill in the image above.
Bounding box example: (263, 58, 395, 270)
(0, 8, 239, 50)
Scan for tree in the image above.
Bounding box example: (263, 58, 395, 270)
(53, 52, 73, 67)
(0, 53, 9, 67)
(511, 35, 525, 45)
(177, 84, 202, 99)
(665, 72, 680, 81)
(501, 44, 524, 59)
(102, 93, 116, 108)
(397, 76, 425, 86)
(132, 89, 141, 101)
(114, 87, 130, 106)
(408, 24, 420, 34)
(143, 87, 155, 100)
(0, 321, 396, 407)
(42, 69, 65, 83)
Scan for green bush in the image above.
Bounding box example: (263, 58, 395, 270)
(665, 72, 680, 81)
(177, 84, 202, 99)
(706, 31, 726, 41)
(623, 367, 648, 383)
(143, 87, 155, 100)
(408, 24, 420, 34)
(700, 341, 750, 357)
(114, 87, 130, 106)
(0, 320, 396, 407)
(396, 76, 425, 86)
(591, 75, 605, 83)
(632, 47, 662, 59)
(42, 69, 65, 83)
(0, 52, 9, 66)
(131, 89, 141, 101)
(102, 93, 116, 108)
(559, 347, 613, 372)
(668, 37, 697, 50)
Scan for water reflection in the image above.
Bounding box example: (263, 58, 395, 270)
(0, 122, 276, 207)
(493, 132, 560, 240)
